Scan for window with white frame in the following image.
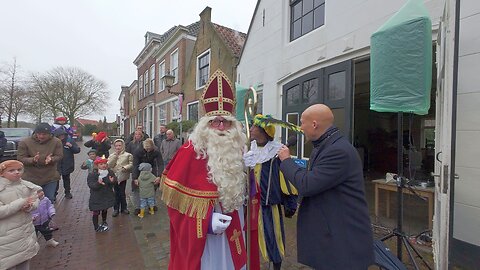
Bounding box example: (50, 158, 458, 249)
(196, 49, 210, 88)
(171, 99, 180, 120)
(158, 104, 167, 126)
(187, 101, 199, 122)
(148, 105, 153, 137)
(137, 110, 142, 127)
(143, 108, 148, 131)
(139, 75, 143, 99)
(144, 70, 149, 96)
(170, 49, 179, 84)
(149, 65, 155, 95)
(290, 0, 325, 41)
(158, 61, 165, 92)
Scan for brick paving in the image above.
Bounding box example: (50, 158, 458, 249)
(30, 140, 433, 269)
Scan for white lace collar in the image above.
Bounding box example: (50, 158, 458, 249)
(243, 140, 282, 168)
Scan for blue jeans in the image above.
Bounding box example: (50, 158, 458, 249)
(139, 197, 155, 209)
(42, 181, 58, 203)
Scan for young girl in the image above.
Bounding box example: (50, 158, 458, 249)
(0, 160, 41, 269)
(107, 139, 133, 217)
(31, 189, 59, 247)
(87, 156, 116, 232)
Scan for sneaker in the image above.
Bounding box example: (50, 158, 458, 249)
(65, 193, 73, 199)
(46, 239, 59, 247)
(121, 209, 130, 215)
(112, 210, 119, 217)
(96, 224, 109, 232)
(134, 208, 140, 215)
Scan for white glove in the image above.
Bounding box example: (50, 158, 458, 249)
(211, 212, 232, 234)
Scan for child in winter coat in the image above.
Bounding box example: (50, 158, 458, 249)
(134, 163, 159, 218)
(87, 156, 116, 232)
(0, 160, 41, 270)
(81, 149, 98, 173)
(31, 189, 59, 247)
(108, 139, 133, 217)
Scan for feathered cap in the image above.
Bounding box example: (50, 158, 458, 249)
(252, 114, 303, 134)
(201, 69, 235, 117)
(253, 114, 276, 139)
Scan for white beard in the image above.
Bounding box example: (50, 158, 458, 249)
(189, 116, 247, 213)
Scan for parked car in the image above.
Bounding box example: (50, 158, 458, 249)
(0, 128, 33, 161)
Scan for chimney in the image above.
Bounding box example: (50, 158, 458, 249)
(200, 6, 212, 22)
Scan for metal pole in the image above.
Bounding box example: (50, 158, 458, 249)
(244, 87, 257, 270)
(397, 112, 404, 260)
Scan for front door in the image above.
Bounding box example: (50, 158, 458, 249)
(282, 60, 353, 159)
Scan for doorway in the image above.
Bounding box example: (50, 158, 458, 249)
(353, 58, 437, 235)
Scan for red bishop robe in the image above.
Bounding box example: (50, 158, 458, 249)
(161, 141, 246, 270)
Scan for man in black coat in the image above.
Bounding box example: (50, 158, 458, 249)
(277, 104, 374, 270)
(54, 128, 81, 199)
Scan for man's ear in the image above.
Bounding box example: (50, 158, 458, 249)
(312, 120, 318, 129)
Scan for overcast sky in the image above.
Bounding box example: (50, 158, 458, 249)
(0, 0, 257, 122)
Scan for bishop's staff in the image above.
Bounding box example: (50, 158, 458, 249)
(243, 87, 257, 270)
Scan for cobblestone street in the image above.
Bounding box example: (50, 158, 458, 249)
(30, 141, 432, 269)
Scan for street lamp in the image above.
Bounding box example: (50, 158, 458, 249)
(162, 72, 182, 95)
(162, 71, 184, 142)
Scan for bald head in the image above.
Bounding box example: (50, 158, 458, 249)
(300, 104, 334, 141)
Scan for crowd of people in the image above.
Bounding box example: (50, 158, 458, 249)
(0, 69, 376, 269)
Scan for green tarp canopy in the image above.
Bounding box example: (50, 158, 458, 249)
(370, 0, 432, 115)
(235, 83, 258, 123)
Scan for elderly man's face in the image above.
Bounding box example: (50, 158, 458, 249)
(166, 131, 174, 140)
(208, 116, 232, 132)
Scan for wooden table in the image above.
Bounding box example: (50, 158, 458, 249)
(373, 179, 435, 230)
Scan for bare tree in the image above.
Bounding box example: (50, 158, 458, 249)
(0, 58, 29, 127)
(31, 67, 109, 124)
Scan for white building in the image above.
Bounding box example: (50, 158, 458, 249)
(237, 0, 479, 268)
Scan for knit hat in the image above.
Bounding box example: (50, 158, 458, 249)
(55, 116, 67, 122)
(0, 160, 23, 174)
(34, 123, 52, 134)
(93, 156, 108, 165)
(95, 131, 107, 142)
(87, 149, 97, 155)
(138, 163, 152, 172)
(53, 128, 67, 137)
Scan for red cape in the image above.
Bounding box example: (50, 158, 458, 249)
(161, 142, 217, 270)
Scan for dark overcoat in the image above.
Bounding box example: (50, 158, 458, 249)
(57, 138, 80, 175)
(280, 127, 374, 270)
(87, 169, 116, 211)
